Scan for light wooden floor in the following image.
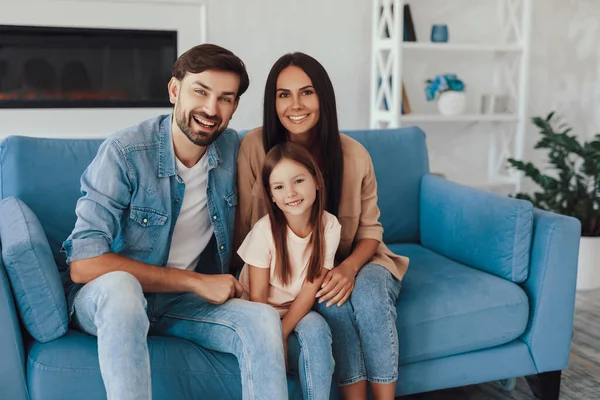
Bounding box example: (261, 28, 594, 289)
(398, 289, 600, 399)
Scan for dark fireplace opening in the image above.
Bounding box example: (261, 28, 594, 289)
(0, 25, 177, 108)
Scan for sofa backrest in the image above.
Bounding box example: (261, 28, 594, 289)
(0, 136, 104, 272)
(343, 127, 429, 243)
(0, 126, 429, 269)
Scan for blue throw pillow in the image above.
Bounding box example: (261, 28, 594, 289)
(0, 197, 68, 342)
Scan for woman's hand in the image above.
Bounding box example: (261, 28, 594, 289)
(316, 263, 358, 307)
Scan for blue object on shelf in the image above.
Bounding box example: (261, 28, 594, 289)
(431, 24, 449, 43)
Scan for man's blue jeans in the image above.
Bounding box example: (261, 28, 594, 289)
(70, 271, 298, 400)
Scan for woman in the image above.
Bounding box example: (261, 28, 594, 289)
(235, 52, 409, 400)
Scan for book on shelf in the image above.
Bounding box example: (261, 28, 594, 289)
(403, 4, 417, 42)
(378, 77, 412, 115)
(402, 82, 412, 114)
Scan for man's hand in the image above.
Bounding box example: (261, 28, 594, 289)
(188, 274, 244, 304)
(316, 263, 358, 307)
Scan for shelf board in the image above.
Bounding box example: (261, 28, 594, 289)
(401, 42, 523, 52)
(399, 114, 519, 123)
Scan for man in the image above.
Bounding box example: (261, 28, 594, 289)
(62, 44, 288, 400)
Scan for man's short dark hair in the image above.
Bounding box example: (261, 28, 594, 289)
(172, 43, 249, 98)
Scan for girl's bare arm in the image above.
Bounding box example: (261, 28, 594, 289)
(248, 265, 270, 304)
(281, 267, 328, 338)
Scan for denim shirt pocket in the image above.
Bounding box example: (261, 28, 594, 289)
(225, 190, 237, 208)
(124, 206, 168, 251)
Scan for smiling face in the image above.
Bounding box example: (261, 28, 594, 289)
(269, 157, 318, 221)
(275, 66, 320, 143)
(169, 69, 240, 147)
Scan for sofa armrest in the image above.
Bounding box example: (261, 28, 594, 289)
(0, 251, 29, 400)
(420, 174, 534, 282)
(519, 209, 580, 373)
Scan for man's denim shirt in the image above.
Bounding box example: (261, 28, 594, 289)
(63, 114, 239, 276)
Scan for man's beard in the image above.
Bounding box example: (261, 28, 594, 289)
(175, 105, 224, 147)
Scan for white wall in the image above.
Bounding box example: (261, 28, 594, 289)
(203, 0, 372, 133)
(1, 0, 598, 193)
(524, 0, 600, 192)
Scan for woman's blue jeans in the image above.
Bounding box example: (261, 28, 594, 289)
(315, 263, 402, 386)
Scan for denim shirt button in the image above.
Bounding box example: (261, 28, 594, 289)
(175, 198, 180, 203)
(213, 215, 217, 220)
(142, 218, 148, 224)
(220, 245, 224, 250)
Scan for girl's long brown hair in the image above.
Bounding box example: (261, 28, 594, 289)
(262, 142, 327, 286)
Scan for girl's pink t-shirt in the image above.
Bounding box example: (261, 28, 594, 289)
(237, 211, 341, 317)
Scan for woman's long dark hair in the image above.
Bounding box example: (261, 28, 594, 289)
(262, 143, 327, 286)
(262, 52, 343, 217)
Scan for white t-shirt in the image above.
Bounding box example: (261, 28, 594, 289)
(166, 154, 214, 270)
(237, 211, 341, 317)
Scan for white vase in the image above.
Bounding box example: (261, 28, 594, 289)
(576, 236, 600, 291)
(437, 91, 466, 116)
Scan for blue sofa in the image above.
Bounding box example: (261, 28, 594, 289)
(0, 127, 580, 400)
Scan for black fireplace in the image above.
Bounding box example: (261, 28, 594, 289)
(0, 25, 177, 108)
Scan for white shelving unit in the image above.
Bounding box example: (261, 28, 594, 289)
(370, 0, 532, 192)
(402, 43, 523, 52)
(399, 114, 519, 123)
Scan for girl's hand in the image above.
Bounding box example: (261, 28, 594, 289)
(316, 263, 358, 307)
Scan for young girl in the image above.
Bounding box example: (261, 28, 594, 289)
(237, 142, 340, 400)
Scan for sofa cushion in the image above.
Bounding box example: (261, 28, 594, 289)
(240, 128, 429, 244)
(27, 329, 303, 400)
(0, 136, 104, 279)
(420, 175, 534, 282)
(0, 252, 29, 400)
(344, 127, 429, 243)
(0, 197, 68, 343)
(389, 243, 529, 364)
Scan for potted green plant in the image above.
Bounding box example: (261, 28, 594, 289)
(508, 112, 600, 290)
